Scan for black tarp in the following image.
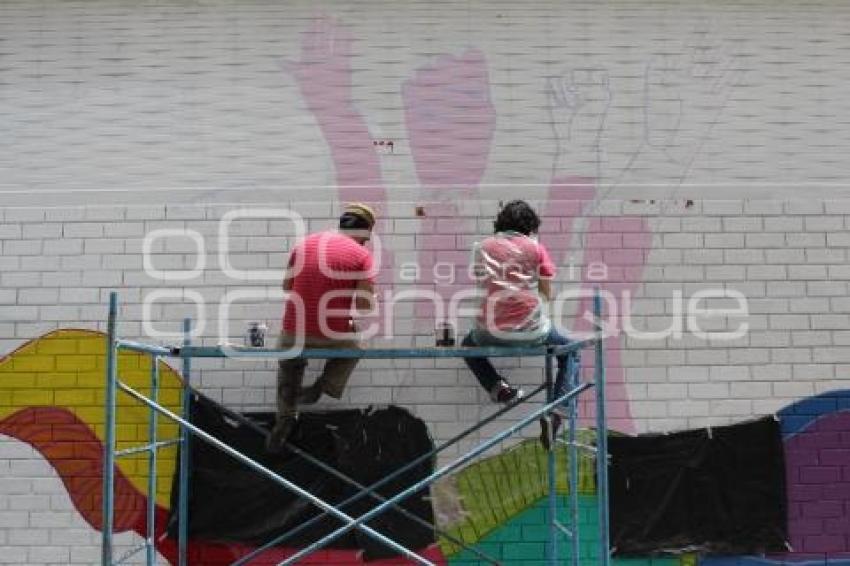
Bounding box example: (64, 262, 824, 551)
(609, 416, 787, 556)
(166, 393, 436, 560)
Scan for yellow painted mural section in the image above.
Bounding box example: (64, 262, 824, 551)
(0, 329, 182, 506)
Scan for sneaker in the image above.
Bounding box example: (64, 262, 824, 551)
(265, 415, 297, 453)
(489, 380, 524, 404)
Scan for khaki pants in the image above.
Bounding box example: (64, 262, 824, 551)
(275, 333, 361, 419)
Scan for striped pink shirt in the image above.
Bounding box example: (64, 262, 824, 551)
(282, 231, 376, 338)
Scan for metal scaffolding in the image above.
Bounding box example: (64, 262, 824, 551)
(101, 290, 611, 566)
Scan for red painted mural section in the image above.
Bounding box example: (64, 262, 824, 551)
(0, 406, 445, 565)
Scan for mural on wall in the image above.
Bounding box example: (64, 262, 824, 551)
(438, 435, 690, 565)
(0, 330, 447, 565)
(286, 17, 396, 339)
(2, 330, 850, 563)
(0, 329, 681, 565)
(7, 11, 848, 566)
(700, 390, 850, 564)
(308, 18, 741, 431)
(781, 392, 850, 555)
(287, 15, 672, 434)
(280, 13, 746, 436)
(544, 65, 654, 435)
(0, 330, 179, 561)
(617, 28, 745, 190)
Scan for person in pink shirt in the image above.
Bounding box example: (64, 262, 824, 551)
(463, 200, 578, 447)
(267, 203, 377, 452)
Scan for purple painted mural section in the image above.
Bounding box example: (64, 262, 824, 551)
(703, 393, 850, 565)
(785, 411, 850, 554)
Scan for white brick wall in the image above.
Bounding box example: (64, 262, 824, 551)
(1, 0, 850, 561)
(0, 199, 845, 433)
(0, 438, 157, 564)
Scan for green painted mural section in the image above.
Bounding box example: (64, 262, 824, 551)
(439, 434, 693, 564)
(438, 434, 596, 556)
(449, 496, 681, 566)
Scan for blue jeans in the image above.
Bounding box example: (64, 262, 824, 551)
(462, 327, 580, 399)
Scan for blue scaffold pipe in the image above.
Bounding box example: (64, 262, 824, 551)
(101, 291, 118, 565)
(114, 438, 180, 457)
(116, 340, 173, 357)
(172, 340, 594, 360)
(116, 382, 438, 566)
(178, 319, 191, 566)
(569, 347, 581, 566)
(146, 356, 160, 566)
(545, 348, 558, 565)
(278, 382, 593, 566)
(594, 289, 611, 566)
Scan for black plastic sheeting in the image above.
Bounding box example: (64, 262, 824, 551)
(609, 416, 787, 556)
(167, 394, 436, 560)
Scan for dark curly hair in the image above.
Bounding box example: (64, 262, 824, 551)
(493, 200, 541, 235)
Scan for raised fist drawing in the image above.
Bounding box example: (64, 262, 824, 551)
(546, 69, 611, 180)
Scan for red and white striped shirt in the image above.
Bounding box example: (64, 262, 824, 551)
(282, 231, 376, 338)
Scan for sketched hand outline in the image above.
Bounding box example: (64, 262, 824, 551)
(546, 69, 612, 184)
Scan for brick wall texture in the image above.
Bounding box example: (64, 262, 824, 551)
(1, 0, 850, 563)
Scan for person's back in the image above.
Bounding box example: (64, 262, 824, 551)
(463, 200, 565, 408)
(475, 231, 551, 340)
(268, 203, 377, 452)
(283, 230, 375, 338)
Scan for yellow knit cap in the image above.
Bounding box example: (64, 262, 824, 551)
(344, 202, 377, 228)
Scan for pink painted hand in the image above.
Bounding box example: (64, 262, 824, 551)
(286, 16, 383, 199)
(403, 49, 496, 194)
(404, 50, 497, 328)
(287, 16, 355, 110)
(287, 16, 390, 336)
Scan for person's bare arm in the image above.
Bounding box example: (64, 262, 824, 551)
(355, 279, 376, 312)
(539, 278, 552, 302)
(282, 250, 296, 292)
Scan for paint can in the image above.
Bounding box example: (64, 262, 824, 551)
(435, 322, 455, 347)
(246, 322, 267, 347)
